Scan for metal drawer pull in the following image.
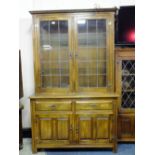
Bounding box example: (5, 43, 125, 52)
(49, 105, 56, 109)
(90, 104, 97, 107)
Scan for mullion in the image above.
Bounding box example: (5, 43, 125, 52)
(58, 21, 61, 88)
(86, 20, 89, 87)
(48, 21, 52, 87)
(96, 20, 99, 87)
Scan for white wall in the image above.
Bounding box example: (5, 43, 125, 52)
(19, 0, 135, 128)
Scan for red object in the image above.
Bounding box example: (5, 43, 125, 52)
(127, 30, 135, 42)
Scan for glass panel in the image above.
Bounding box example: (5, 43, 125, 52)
(40, 20, 69, 88)
(121, 60, 135, 108)
(77, 19, 107, 88)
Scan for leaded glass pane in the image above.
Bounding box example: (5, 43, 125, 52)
(40, 20, 69, 88)
(77, 19, 107, 87)
(121, 60, 135, 108)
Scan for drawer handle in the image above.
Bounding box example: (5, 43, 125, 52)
(49, 105, 56, 109)
(90, 104, 96, 107)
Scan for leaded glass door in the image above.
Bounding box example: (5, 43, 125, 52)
(115, 48, 135, 141)
(35, 16, 73, 92)
(121, 60, 135, 109)
(74, 15, 114, 92)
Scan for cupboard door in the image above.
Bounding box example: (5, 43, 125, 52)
(39, 118, 53, 140)
(96, 115, 111, 139)
(34, 16, 73, 92)
(74, 14, 114, 92)
(75, 114, 94, 143)
(95, 114, 114, 143)
(118, 114, 135, 141)
(36, 114, 72, 144)
(75, 114, 114, 144)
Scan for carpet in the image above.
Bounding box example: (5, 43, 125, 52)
(46, 144, 135, 155)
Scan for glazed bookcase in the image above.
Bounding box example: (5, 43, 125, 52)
(115, 47, 135, 142)
(30, 9, 119, 153)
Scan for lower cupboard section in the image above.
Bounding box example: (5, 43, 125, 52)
(32, 113, 117, 153)
(30, 98, 118, 153)
(35, 114, 115, 143)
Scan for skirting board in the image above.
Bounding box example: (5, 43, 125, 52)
(23, 128, 31, 138)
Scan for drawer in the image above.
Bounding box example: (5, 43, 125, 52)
(35, 101, 72, 111)
(76, 100, 113, 110)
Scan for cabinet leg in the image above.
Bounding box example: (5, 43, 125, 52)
(113, 143, 117, 153)
(113, 147, 117, 153)
(32, 148, 37, 154)
(32, 145, 37, 153)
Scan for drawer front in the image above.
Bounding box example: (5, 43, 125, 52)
(35, 101, 72, 111)
(76, 100, 113, 111)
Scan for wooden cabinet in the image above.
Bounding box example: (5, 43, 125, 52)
(31, 97, 118, 152)
(115, 47, 135, 142)
(30, 9, 118, 153)
(30, 9, 115, 93)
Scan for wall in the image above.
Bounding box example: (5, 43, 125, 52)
(19, 0, 135, 128)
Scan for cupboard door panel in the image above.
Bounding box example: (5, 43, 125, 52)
(79, 117, 93, 139)
(57, 118, 70, 140)
(96, 117, 109, 139)
(39, 118, 52, 140)
(76, 115, 94, 142)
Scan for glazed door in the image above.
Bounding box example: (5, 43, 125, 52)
(34, 15, 73, 93)
(121, 60, 135, 111)
(74, 13, 114, 92)
(35, 114, 72, 144)
(75, 114, 114, 144)
(115, 48, 135, 141)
